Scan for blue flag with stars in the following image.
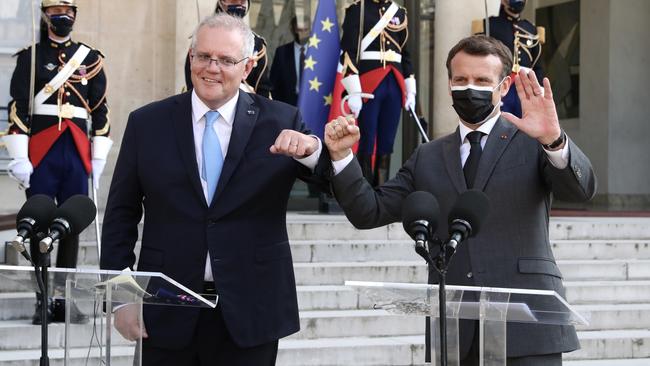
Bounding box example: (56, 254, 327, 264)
(297, 0, 340, 139)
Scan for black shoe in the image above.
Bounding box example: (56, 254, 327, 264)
(32, 294, 53, 325)
(52, 298, 89, 324)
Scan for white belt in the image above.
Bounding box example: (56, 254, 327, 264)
(360, 50, 402, 63)
(33, 104, 89, 119)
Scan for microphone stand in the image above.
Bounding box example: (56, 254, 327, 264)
(414, 236, 452, 366)
(30, 233, 51, 366)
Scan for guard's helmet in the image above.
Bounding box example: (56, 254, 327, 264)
(215, 0, 250, 18)
(41, 0, 77, 9)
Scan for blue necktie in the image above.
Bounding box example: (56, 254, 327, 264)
(201, 110, 223, 204)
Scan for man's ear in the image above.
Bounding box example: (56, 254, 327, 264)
(242, 58, 254, 80)
(500, 75, 512, 97)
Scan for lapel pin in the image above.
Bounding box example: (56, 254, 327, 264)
(247, 110, 255, 115)
(500, 134, 508, 140)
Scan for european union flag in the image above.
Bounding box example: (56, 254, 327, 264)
(297, 0, 340, 139)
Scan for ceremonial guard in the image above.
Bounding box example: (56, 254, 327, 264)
(339, 0, 416, 186)
(184, 0, 272, 98)
(3, 0, 112, 324)
(473, 0, 545, 117)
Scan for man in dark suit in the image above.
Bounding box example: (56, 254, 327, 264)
(100, 13, 329, 366)
(324, 35, 596, 365)
(269, 16, 310, 106)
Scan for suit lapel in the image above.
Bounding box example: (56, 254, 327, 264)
(172, 92, 207, 207)
(442, 128, 466, 194)
(473, 117, 518, 191)
(211, 91, 259, 206)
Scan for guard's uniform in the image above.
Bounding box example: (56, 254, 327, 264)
(475, 6, 544, 117)
(8, 38, 109, 269)
(184, 32, 272, 98)
(340, 0, 412, 156)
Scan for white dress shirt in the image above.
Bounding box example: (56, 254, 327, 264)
(191, 90, 321, 281)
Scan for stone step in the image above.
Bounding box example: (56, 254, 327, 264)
(278, 335, 425, 366)
(551, 240, 650, 260)
(51, 238, 650, 267)
(564, 358, 650, 366)
(293, 259, 650, 286)
(565, 329, 650, 360)
(0, 326, 647, 365)
(278, 329, 650, 365)
(3, 303, 648, 346)
(74, 215, 650, 243)
(565, 280, 650, 304)
(290, 309, 423, 340)
(0, 346, 134, 366)
(6, 247, 641, 297)
(295, 281, 650, 312)
(0, 319, 131, 351)
(572, 303, 650, 331)
(558, 259, 650, 281)
(293, 261, 428, 286)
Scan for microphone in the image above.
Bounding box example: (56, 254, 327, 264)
(11, 195, 57, 262)
(39, 195, 97, 254)
(446, 190, 490, 255)
(402, 191, 440, 257)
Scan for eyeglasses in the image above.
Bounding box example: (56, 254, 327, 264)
(191, 53, 248, 69)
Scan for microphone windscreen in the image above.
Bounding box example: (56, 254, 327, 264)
(16, 194, 57, 232)
(402, 191, 440, 235)
(448, 190, 490, 236)
(54, 195, 97, 234)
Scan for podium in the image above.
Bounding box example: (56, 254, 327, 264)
(346, 281, 589, 366)
(0, 264, 217, 366)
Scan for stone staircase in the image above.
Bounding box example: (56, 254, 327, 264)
(0, 215, 649, 365)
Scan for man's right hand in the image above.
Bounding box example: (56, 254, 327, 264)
(114, 304, 148, 341)
(324, 116, 360, 161)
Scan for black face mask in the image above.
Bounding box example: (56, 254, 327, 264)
(451, 79, 505, 125)
(48, 14, 75, 37)
(507, 0, 526, 14)
(225, 5, 247, 18)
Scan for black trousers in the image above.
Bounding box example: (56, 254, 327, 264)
(141, 303, 278, 366)
(460, 325, 562, 366)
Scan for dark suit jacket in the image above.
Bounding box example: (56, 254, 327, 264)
(331, 117, 596, 358)
(100, 91, 329, 349)
(270, 41, 299, 106)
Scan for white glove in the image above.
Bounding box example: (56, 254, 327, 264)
(8, 158, 33, 188)
(91, 159, 106, 189)
(91, 136, 113, 190)
(341, 74, 364, 118)
(405, 77, 417, 112)
(2, 134, 32, 188)
(347, 95, 363, 118)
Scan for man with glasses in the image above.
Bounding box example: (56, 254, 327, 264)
(3, 0, 111, 325)
(101, 13, 330, 365)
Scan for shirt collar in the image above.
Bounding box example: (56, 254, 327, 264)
(191, 90, 239, 126)
(458, 112, 501, 144)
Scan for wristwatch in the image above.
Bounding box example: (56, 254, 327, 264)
(542, 129, 565, 150)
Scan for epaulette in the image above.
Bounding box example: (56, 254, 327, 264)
(252, 31, 267, 45)
(13, 45, 31, 57)
(78, 41, 105, 58)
